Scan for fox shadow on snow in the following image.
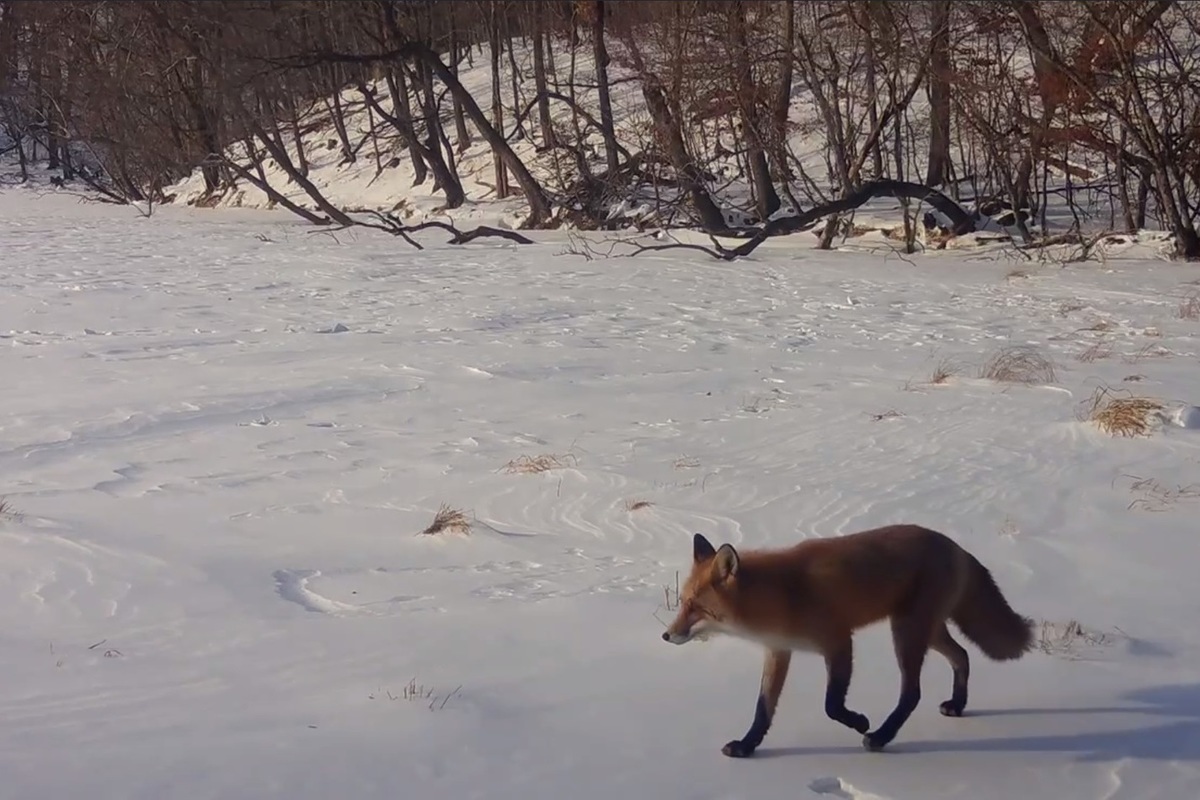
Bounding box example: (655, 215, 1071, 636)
(758, 683, 1200, 762)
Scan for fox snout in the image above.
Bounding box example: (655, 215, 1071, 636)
(662, 606, 711, 644)
(662, 628, 691, 645)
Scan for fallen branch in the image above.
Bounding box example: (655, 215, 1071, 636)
(323, 212, 536, 248)
(628, 179, 979, 261)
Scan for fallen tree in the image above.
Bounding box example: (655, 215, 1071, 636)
(628, 179, 980, 260)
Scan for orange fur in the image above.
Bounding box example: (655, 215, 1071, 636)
(663, 524, 1034, 755)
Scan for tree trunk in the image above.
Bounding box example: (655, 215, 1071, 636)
(925, 0, 952, 186)
(488, 5, 510, 198)
(771, 0, 801, 211)
(731, 1, 779, 221)
(592, 0, 620, 175)
(289, 96, 309, 179)
(531, 7, 556, 148)
(358, 80, 463, 207)
(414, 59, 465, 205)
(246, 116, 354, 226)
(412, 44, 553, 226)
(449, 20, 472, 151)
(385, 68, 428, 186)
(642, 78, 727, 231)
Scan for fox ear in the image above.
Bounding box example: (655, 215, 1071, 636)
(693, 533, 716, 562)
(714, 543, 739, 580)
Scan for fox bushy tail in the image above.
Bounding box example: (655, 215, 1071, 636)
(951, 554, 1035, 660)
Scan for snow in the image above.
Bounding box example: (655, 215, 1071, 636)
(3, 188, 1200, 800)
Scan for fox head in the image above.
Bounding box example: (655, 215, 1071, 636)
(661, 533, 740, 645)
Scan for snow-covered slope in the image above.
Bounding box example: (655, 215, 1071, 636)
(3, 187, 1199, 799)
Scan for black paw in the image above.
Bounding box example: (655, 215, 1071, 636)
(861, 730, 892, 752)
(721, 739, 756, 758)
(939, 700, 965, 717)
(847, 712, 870, 734)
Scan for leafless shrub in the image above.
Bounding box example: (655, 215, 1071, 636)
(501, 453, 577, 474)
(979, 345, 1057, 385)
(421, 504, 471, 536)
(1077, 386, 1164, 437)
(1117, 474, 1200, 512)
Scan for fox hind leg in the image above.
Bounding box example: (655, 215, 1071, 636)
(722, 649, 791, 758)
(930, 623, 970, 717)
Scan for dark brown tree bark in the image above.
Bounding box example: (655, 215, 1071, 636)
(730, 0, 780, 221)
(592, 0, 620, 175)
(531, 4, 556, 148)
(925, 0, 953, 186)
(488, 2, 511, 198)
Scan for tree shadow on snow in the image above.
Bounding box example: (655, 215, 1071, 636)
(758, 683, 1200, 762)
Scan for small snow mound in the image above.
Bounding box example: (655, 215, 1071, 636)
(1161, 405, 1200, 429)
(808, 776, 890, 800)
(316, 322, 350, 334)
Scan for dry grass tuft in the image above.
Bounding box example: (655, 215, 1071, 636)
(1178, 292, 1200, 320)
(1035, 619, 1120, 660)
(1078, 386, 1164, 437)
(1076, 340, 1114, 363)
(501, 452, 577, 474)
(868, 409, 905, 422)
(0, 498, 21, 523)
(979, 345, 1057, 384)
(663, 571, 681, 612)
(673, 455, 701, 470)
(421, 503, 471, 536)
(625, 499, 654, 511)
(1057, 300, 1087, 316)
(370, 678, 462, 711)
(930, 356, 964, 385)
(1122, 342, 1172, 364)
(1117, 473, 1200, 512)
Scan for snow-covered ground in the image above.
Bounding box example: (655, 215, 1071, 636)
(3, 187, 1200, 800)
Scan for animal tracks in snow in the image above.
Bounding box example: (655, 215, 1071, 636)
(808, 776, 894, 800)
(272, 551, 658, 617)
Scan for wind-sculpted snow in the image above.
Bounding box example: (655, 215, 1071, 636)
(1, 191, 1199, 799)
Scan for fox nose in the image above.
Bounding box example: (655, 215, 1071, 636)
(661, 631, 670, 641)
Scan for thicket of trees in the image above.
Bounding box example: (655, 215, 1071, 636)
(2, 1, 1198, 258)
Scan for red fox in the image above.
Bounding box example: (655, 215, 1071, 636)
(661, 524, 1034, 755)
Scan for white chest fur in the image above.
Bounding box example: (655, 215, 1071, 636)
(716, 622, 821, 653)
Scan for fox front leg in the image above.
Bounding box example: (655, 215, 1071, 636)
(823, 639, 871, 735)
(722, 649, 791, 758)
